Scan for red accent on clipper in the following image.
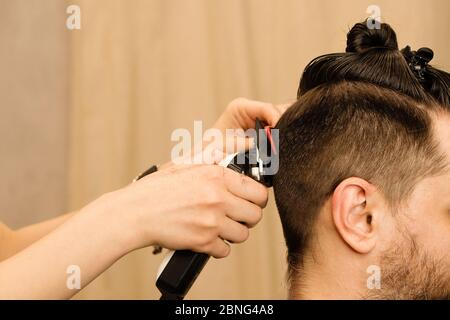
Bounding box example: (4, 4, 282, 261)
(265, 126, 277, 155)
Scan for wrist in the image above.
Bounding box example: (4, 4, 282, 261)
(84, 191, 143, 256)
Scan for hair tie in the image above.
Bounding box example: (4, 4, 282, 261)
(403, 46, 434, 82)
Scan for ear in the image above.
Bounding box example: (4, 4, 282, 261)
(331, 177, 378, 254)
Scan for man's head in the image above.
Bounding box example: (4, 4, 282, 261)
(273, 81, 450, 299)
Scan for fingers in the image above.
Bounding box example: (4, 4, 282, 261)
(231, 98, 297, 130)
(208, 200, 260, 258)
(218, 217, 250, 243)
(223, 194, 263, 228)
(222, 168, 269, 208)
(206, 238, 231, 258)
(238, 98, 281, 127)
(275, 102, 293, 116)
(257, 104, 282, 127)
(206, 218, 250, 258)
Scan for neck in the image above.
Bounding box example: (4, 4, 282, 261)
(289, 250, 370, 300)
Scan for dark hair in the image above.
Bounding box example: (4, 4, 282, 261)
(274, 21, 449, 282)
(274, 82, 446, 281)
(298, 22, 450, 108)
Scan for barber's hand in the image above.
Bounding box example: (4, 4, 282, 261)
(213, 97, 291, 132)
(92, 164, 268, 258)
(205, 98, 291, 155)
(159, 98, 291, 171)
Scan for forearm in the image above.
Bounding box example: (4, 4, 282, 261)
(0, 200, 133, 299)
(1, 212, 77, 260)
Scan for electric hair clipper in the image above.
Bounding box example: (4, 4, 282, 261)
(155, 119, 277, 300)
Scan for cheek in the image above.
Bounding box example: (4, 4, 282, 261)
(427, 216, 450, 267)
(398, 174, 450, 270)
(401, 204, 450, 265)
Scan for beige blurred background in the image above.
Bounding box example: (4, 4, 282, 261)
(1, 0, 449, 299)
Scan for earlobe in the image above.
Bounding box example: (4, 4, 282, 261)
(331, 177, 377, 254)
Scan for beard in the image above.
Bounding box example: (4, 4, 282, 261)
(364, 233, 450, 300)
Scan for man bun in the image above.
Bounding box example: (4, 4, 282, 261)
(346, 22, 399, 53)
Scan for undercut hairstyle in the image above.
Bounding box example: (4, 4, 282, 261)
(273, 82, 447, 281)
(274, 21, 450, 283)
